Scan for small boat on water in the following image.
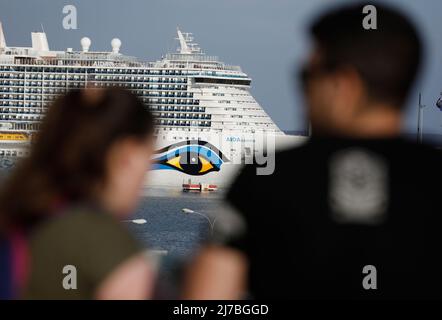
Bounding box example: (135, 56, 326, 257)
(182, 179, 217, 192)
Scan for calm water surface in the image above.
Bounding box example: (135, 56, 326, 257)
(128, 188, 224, 258)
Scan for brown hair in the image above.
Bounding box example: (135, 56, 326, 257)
(0, 87, 154, 232)
(310, 2, 422, 107)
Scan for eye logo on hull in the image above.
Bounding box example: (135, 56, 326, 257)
(152, 140, 229, 176)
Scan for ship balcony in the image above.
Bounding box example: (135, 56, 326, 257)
(149, 104, 204, 112)
(42, 75, 67, 81)
(0, 73, 25, 80)
(0, 81, 26, 86)
(151, 105, 205, 112)
(155, 119, 211, 127)
(27, 74, 43, 79)
(93, 68, 152, 75)
(0, 88, 24, 93)
(153, 113, 211, 120)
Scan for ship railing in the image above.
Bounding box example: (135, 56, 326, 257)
(165, 53, 219, 62)
(0, 58, 15, 65)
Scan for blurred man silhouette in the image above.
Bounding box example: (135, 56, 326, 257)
(185, 3, 442, 299)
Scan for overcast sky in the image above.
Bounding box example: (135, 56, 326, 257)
(0, 0, 441, 133)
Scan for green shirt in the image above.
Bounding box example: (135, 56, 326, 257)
(24, 205, 141, 299)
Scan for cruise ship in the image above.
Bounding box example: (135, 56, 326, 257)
(0, 22, 305, 187)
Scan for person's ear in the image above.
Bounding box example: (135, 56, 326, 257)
(330, 67, 365, 121)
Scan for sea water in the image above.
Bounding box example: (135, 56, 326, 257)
(128, 187, 224, 258)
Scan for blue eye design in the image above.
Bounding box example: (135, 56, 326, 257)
(151, 140, 229, 175)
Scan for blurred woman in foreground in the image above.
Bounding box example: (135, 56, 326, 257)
(0, 88, 155, 299)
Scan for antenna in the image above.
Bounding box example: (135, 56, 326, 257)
(41, 23, 45, 34)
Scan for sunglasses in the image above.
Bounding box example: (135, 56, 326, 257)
(299, 65, 331, 89)
(298, 57, 347, 89)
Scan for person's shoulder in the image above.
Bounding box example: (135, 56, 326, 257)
(62, 204, 117, 228)
(275, 141, 313, 163)
(237, 140, 312, 178)
(55, 204, 112, 228)
(30, 204, 121, 243)
(29, 203, 141, 263)
(393, 138, 442, 161)
(227, 141, 311, 198)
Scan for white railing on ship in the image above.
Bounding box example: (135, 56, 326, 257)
(166, 53, 219, 62)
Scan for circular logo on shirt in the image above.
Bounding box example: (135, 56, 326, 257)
(328, 148, 389, 224)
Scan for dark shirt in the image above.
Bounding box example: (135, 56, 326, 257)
(225, 137, 442, 299)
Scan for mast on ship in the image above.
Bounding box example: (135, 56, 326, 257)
(176, 28, 202, 54)
(0, 21, 7, 52)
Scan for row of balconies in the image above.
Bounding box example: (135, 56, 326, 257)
(93, 82, 187, 91)
(0, 94, 60, 101)
(0, 80, 81, 87)
(141, 92, 193, 98)
(0, 71, 192, 81)
(154, 119, 212, 127)
(145, 99, 199, 105)
(0, 74, 79, 80)
(0, 114, 44, 121)
(127, 90, 193, 97)
(0, 107, 46, 113)
(94, 81, 187, 91)
(152, 113, 211, 120)
(0, 79, 193, 91)
(92, 69, 185, 76)
(0, 88, 66, 94)
(0, 83, 197, 99)
(0, 67, 192, 77)
(148, 105, 204, 112)
(0, 94, 58, 106)
(0, 101, 44, 107)
(0, 66, 240, 78)
(93, 76, 187, 83)
(0, 74, 71, 80)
